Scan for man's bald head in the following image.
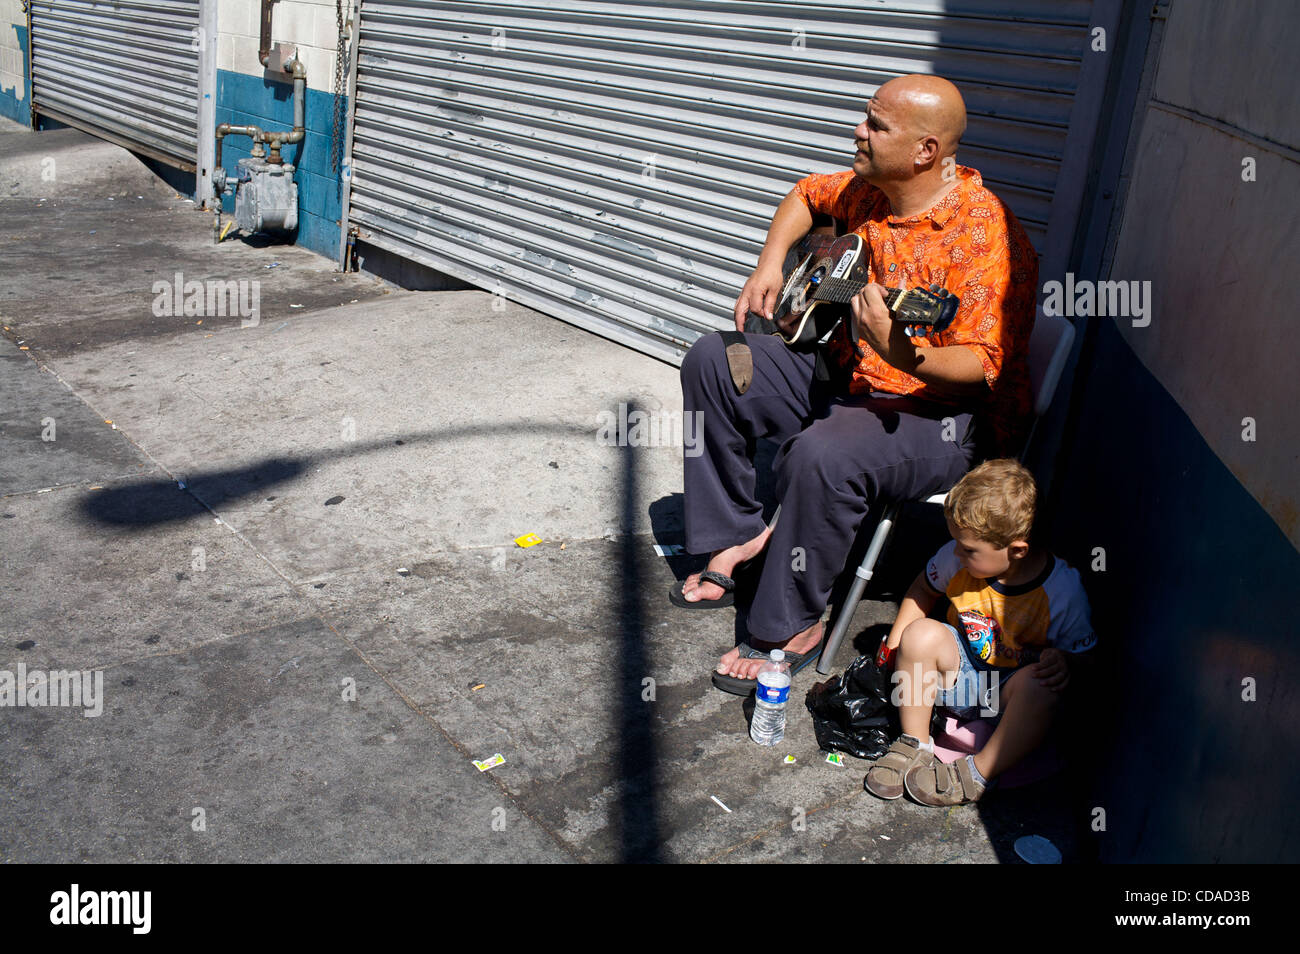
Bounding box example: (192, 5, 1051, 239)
(851, 74, 967, 192)
(873, 74, 967, 157)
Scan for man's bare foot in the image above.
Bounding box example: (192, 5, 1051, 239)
(717, 620, 824, 681)
(681, 525, 772, 604)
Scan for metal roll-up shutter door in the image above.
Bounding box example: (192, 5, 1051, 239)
(30, 0, 201, 170)
(348, 0, 1099, 363)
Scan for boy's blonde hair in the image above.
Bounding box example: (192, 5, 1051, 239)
(943, 459, 1037, 549)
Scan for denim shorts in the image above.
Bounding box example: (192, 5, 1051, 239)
(932, 623, 1012, 720)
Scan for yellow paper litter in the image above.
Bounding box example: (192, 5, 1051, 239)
(514, 533, 542, 548)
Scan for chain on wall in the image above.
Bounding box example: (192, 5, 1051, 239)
(330, 0, 348, 174)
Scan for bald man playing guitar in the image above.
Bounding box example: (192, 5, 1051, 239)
(672, 74, 1039, 693)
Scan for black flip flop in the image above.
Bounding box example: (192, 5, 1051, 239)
(710, 640, 825, 696)
(669, 569, 736, 609)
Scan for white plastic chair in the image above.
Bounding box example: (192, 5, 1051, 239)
(813, 307, 1075, 674)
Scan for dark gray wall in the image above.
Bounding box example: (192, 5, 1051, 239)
(1053, 318, 1298, 862)
(1046, 0, 1299, 862)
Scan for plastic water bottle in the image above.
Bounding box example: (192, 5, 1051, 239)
(750, 649, 792, 745)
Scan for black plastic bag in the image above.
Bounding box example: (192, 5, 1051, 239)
(804, 653, 946, 760)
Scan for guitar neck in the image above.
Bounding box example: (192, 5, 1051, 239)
(814, 276, 907, 312)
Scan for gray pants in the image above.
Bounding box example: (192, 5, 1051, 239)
(681, 332, 976, 642)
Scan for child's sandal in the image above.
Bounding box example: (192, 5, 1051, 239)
(904, 756, 986, 807)
(864, 734, 934, 800)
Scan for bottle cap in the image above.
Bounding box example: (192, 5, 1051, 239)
(770, 649, 785, 662)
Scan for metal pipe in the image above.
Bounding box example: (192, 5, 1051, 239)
(264, 56, 306, 164)
(216, 123, 266, 166)
(345, 226, 358, 272)
(212, 49, 301, 187)
(258, 0, 280, 67)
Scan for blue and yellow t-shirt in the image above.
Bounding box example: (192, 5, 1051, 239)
(925, 540, 1096, 670)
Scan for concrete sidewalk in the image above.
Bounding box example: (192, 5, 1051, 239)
(0, 119, 1077, 863)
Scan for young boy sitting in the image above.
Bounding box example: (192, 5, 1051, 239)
(865, 459, 1096, 806)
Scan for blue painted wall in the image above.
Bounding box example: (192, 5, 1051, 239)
(1049, 318, 1299, 862)
(0, 24, 29, 125)
(215, 68, 343, 260)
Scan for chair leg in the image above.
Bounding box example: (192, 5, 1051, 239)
(816, 501, 902, 674)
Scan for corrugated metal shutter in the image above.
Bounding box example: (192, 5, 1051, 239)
(30, 0, 201, 170)
(347, 0, 1099, 363)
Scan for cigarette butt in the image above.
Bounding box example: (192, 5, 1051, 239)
(710, 795, 732, 813)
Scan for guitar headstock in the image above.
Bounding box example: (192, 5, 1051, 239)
(894, 284, 960, 337)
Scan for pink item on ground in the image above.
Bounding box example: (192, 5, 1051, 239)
(932, 715, 1065, 788)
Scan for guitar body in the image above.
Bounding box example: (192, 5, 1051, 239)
(773, 234, 869, 347)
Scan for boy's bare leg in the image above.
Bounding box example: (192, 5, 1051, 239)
(680, 524, 773, 602)
(971, 669, 1063, 780)
(894, 619, 961, 740)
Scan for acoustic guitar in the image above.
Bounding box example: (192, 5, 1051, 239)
(766, 233, 961, 354)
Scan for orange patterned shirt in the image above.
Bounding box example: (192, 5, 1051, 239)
(793, 166, 1038, 456)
